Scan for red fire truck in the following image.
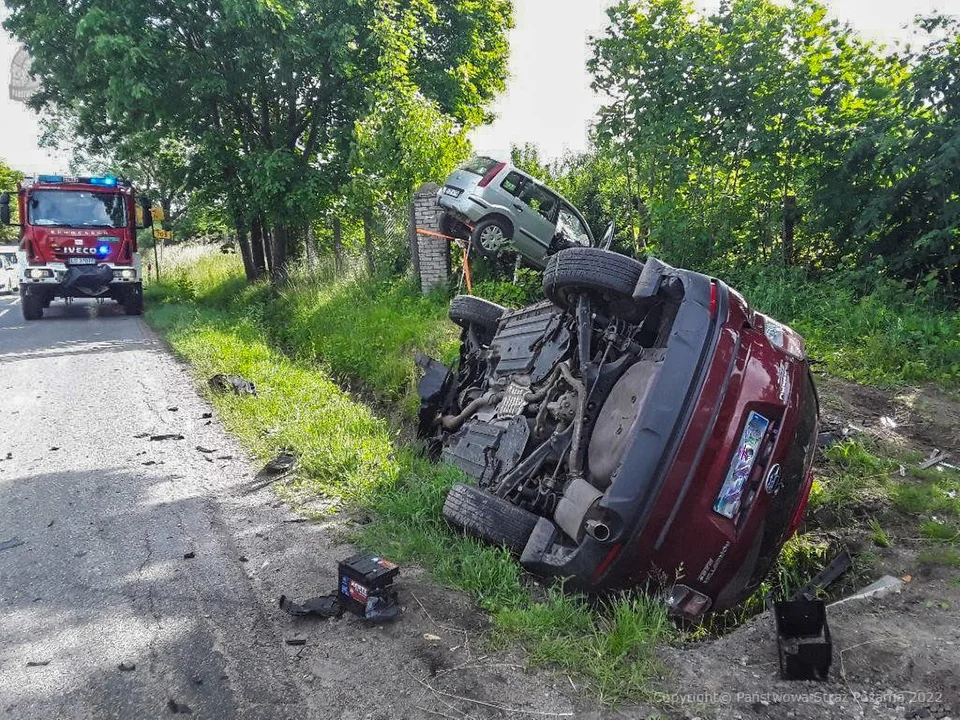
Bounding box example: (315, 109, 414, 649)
(0, 174, 152, 320)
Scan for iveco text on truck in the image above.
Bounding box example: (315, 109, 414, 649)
(0, 175, 153, 320)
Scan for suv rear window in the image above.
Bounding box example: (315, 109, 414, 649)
(461, 156, 500, 176)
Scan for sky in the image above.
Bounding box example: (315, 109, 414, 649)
(2, 0, 959, 174)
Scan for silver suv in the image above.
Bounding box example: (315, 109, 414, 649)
(437, 157, 595, 268)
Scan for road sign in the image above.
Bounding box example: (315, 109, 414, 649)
(153, 229, 172, 240)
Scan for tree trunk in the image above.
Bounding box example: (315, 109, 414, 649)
(332, 215, 344, 274)
(782, 194, 796, 267)
(305, 222, 317, 269)
(271, 222, 288, 282)
(250, 217, 268, 278)
(362, 210, 376, 277)
(234, 212, 257, 282)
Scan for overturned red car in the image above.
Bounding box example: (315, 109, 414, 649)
(416, 242, 819, 619)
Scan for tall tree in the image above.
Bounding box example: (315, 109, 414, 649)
(5, 0, 513, 281)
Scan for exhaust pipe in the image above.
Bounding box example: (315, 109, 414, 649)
(585, 519, 611, 542)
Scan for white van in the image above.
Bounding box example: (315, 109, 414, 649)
(0, 245, 19, 293)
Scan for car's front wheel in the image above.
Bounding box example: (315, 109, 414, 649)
(21, 291, 43, 321)
(449, 295, 505, 345)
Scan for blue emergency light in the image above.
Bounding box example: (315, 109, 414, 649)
(98, 245, 110, 255)
(89, 176, 117, 187)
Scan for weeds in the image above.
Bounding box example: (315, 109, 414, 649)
(146, 258, 672, 701)
(869, 518, 893, 548)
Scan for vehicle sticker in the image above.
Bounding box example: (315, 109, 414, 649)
(776, 360, 791, 403)
(713, 411, 770, 520)
(698, 540, 732, 584)
(765, 464, 782, 496)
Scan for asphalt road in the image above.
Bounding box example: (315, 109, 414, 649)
(0, 294, 579, 720)
(0, 295, 315, 719)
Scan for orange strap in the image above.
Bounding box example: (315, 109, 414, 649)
(416, 226, 473, 294)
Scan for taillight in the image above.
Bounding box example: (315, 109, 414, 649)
(477, 162, 506, 188)
(709, 281, 718, 316)
(590, 543, 623, 583)
(666, 584, 713, 619)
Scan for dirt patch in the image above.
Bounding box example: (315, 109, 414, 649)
(630, 569, 960, 720)
(818, 374, 960, 459)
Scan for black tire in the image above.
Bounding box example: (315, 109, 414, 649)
(543, 247, 645, 321)
(21, 292, 43, 321)
(470, 217, 513, 260)
(448, 295, 505, 338)
(443, 484, 540, 554)
(123, 283, 144, 316)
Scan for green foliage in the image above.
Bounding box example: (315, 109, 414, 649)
(5, 0, 513, 278)
(0, 159, 24, 242)
(869, 517, 893, 548)
(587, 0, 960, 296)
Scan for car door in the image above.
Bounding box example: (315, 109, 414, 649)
(509, 178, 560, 262)
(555, 203, 593, 249)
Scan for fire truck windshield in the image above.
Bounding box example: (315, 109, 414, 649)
(28, 190, 127, 228)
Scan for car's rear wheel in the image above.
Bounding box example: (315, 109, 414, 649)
(21, 292, 43, 321)
(449, 295, 505, 344)
(543, 247, 645, 321)
(443, 483, 539, 554)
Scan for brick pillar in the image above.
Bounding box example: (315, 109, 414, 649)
(412, 182, 449, 294)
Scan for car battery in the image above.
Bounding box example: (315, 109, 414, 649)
(338, 554, 400, 620)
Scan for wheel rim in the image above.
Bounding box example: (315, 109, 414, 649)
(478, 224, 507, 253)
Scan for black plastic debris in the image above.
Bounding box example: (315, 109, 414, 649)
(284, 637, 306, 646)
(0, 537, 25, 553)
(167, 699, 192, 714)
(26, 660, 50, 667)
(183, 551, 196, 560)
(118, 662, 136, 672)
(208, 374, 257, 397)
(263, 451, 296, 475)
(196, 446, 215, 454)
(150, 434, 185, 442)
(201, 412, 213, 419)
(339, 554, 401, 622)
(790, 550, 852, 602)
(775, 600, 832, 680)
(280, 594, 343, 619)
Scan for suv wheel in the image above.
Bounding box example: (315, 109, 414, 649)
(442, 483, 539, 555)
(21, 291, 43, 321)
(449, 295, 505, 344)
(543, 247, 645, 321)
(471, 218, 513, 259)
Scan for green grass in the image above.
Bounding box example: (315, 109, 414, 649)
(918, 547, 960, 568)
(145, 256, 672, 702)
(719, 267, 960, 387)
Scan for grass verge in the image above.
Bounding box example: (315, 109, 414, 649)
(146, 258, 671, 702)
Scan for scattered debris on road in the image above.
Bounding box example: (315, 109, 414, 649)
(25, 660, 50, 667)
(263, 451, 296, 475)
(201, 412, 213, 419)
(183, 551, 196, 559)
(284, 637, 306, 646)
(279, 593, 344, 619)
(150, 434, 185, 442)
(166, 698, 192, 714)
(195, 446, 215, 454)
(118, 661, 136, 672)
(167, 406, 178, 412)
(208, 373, 257, 396)
(0, 537, 25, 553)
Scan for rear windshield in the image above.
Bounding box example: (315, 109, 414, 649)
(461, 156, 500, 176)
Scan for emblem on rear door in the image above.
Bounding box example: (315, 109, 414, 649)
(765, 464, 782, 496)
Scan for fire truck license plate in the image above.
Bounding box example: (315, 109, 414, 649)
(66, 257, 97, 265)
